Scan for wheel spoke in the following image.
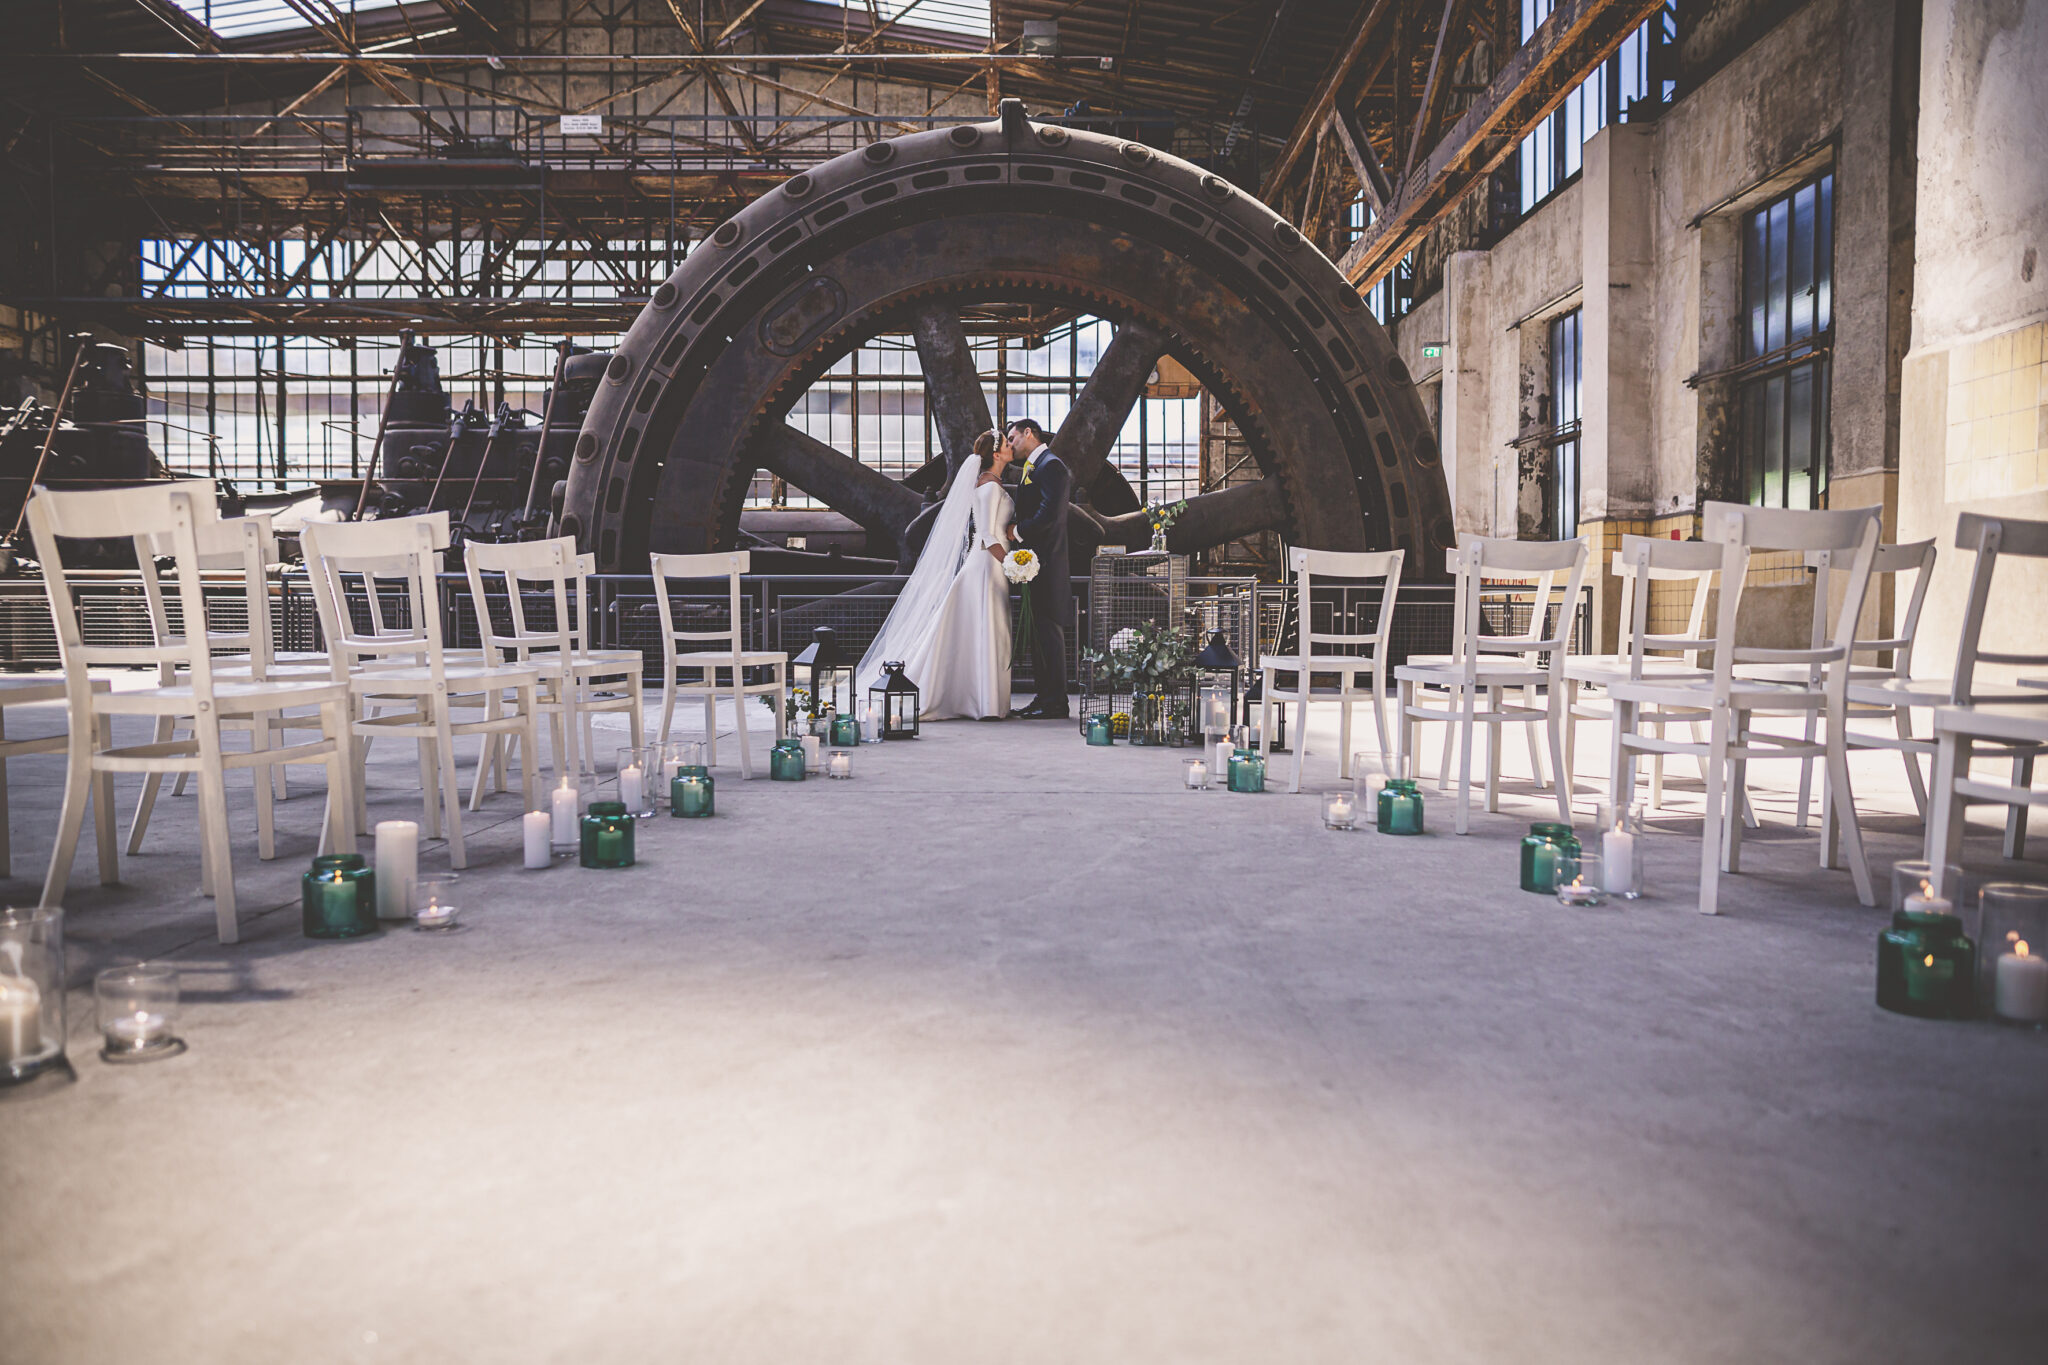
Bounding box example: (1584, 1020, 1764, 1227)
(912, 305, 993, 474)
(759, 425, 924, 552)
(1052, 320, 1166, 487)
(1168, 479, 1286, 553)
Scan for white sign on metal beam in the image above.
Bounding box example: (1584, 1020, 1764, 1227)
(558, 115, 604, 136)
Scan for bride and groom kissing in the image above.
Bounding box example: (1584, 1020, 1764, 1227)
(854, 419, 1071, 722)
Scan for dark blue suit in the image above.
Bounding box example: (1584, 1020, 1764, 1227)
(1011, 448, 1072, 711)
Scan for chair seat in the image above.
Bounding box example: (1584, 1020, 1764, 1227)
(1737, 662, 1893, 685)
(1608, 674, 1825, 710)
(669, 650, 787, 670)
(1262, 654, 1384, 673)
(1565, 655, 1711, 686)
(345, 663, 542, 695)
(96, 675, 352, 716)
(1394, 659, 1552, 687)
(1845, 677, 2041, 708)
(1934, 702, 2048, 743)
(0, 678, 79, 706)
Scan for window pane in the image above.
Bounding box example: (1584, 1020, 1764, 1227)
(1741, 384, 1765, 504)
(1766, 198, 1790, 352)
(1762, 374, 1786, 507)
(1788, 182, 1815, 342)
(1815, 172, 1834, 334)
(1786, 363, 1814, 509)
(1745, 209, 1768, 359)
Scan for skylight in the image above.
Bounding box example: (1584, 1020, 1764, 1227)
(867, 1, 992, 41)
(171, 0, 406, 42)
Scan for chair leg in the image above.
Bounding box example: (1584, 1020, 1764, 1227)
(1562, 681, 1579, 800)
(1894, 709, 1929, 817)
(1793, 709, 1820, 830)
(319, 698, 358, 854)
(1547, 697, 1570, 824)
(1926, 733, 1969, 876)
(1337, 690, 1353, 779)
(1523, 684, 1547, 788)
(701, 693, 717, 768)
(733, 672, 755, 779)
(434, 702, 467, 870)
(1456, 685, 1477, 835)
(1649, 719, 1667, 810)
(1726, 715, 1750, 875)
(657, 671, 677, 747)
(519, 683, 544, 812)
(1438, 696, 1456, 790)
(194, 719, 238, 942)
(2004, 753, 2033, 860)
(127, 714, 176, 854)
(1371, 666, 1391, 769)
(251, 715, 277, 863)
(1483, 686, 1502, 814)
(1699, 706, 1730, 915)
(628, 671, 646, 753)
(415, 736, 442, 840)
(1395, 679, 1412, 781)
(1823, 703, 1876, 907)
(0, 748, 9, 882)
(91, 716, 118, 885)
(42, 731, 96, 909)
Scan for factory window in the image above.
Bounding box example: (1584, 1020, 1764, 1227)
(1515, 1, 1677, 215)
(1544, 308, 1583, 539)
(1362, 251, 1415, 325)
(1736, 171, 1833, 510)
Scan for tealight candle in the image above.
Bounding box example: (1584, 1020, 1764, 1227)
(523, 809, 551, 869)
(827, 749, 852, 779)
(1904, 878, 1952, 917)
(95, 964, 181, 1062)
(550, 775, 580, 851)
(1556, 854, 1608, 906)
(373, 819, 418, 920)
(415, 874, 460, 931)
(1184, 758, 1208, 790)
(1322, 791, 1357, 830)
(1994, 936, 2048, 1023)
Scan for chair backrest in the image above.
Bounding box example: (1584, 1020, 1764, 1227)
(1797, 538, 1937, 681)
(463, 536, 580, 667)
(135, 513, 283, 680)
(1950, 512, 2048, 703)
(1613, 536, 1734, 681)
(300, 513, 452, 678)
(649, 550, 749, 660)
(26, 484, 223, 707)
(1448, 535, 1589, 678)
(1700, 501, 1881, 700)
(1287, 546, 1404, 659)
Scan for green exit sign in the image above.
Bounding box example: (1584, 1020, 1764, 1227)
(1421, 344, 1444, 359)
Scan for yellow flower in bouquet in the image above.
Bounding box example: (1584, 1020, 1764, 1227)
(1002, 547, 1041, 584)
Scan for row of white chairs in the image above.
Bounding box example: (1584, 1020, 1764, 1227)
(22, 482, 792, 942)
(1252, 503, 2045, 914)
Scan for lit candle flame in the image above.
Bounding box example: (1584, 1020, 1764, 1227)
(2018, 941, 2033, 959)
(1923, 954, 1935, 967)
(1918, 878, 1932, 897)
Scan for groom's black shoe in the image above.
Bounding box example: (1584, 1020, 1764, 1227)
(1012, 701, 1072, 720)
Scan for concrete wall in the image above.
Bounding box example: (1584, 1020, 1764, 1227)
(1896, 0, 2048, 677)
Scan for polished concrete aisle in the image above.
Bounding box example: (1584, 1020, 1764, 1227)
(2, 698, 2044, 1364)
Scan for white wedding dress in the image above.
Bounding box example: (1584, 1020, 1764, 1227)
(856, 463, 1013, 720)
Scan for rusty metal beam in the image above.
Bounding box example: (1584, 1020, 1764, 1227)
(1341, 0, 1666, 288)
(1326, 101, 1391, 217)
(1259, 0, 1398, 203)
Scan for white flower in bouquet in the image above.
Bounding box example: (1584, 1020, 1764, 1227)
(1002, 547, 1041, 584)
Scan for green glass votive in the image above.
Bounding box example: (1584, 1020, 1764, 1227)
(670, 766, 714, 817)
(1877, 907, 1977, 1019)
(580, 800, 636, 868)
(769, 737, 807, 781)
(1377, 777, 1424, 835)
(302, 853, 379, 939)
(1227, 747, 1266, 793)
(1083, 713, 1115, 746)
(830, 712, 862, 746)
(1520, 822, 1579, 894)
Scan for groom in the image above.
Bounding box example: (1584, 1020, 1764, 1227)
(1003, 418, 1072, 719)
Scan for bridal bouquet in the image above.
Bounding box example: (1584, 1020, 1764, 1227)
(1002, 548, 1040, 584)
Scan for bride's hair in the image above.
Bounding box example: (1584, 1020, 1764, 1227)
(974, 429, 1001, 470)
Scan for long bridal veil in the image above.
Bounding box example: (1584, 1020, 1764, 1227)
(855, 459, 981, 697)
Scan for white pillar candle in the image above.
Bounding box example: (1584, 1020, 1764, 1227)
(620, 764, 645, 811)
(373, 820, 419, 920)
(1994, 940, 2048, 1022)
(0, 973, 41, 1069)
(800, 734, 822, 774)
(523, 809, 552, 869)
(1602, 828, 1635, 894)
(1186, 760, 1207, 789)
(551, 777, 579, 846)
(1213, 737, 1233, 774)
(828, 750, 852, 779)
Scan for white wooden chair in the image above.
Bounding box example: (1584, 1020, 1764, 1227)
(1609, 502, 1882, 915)
(1563, 539, 1721, 810)
(1257, 547, 1403, 793)
(650, 550, 787, 779)
(28, 484, 358, 942)
(463, 537, 644, 791)
(1393, 536, 1588, 833)
(1923, 513, 2048, 891)
(301, 514, 543, 868)
(0, 677, 109, 882)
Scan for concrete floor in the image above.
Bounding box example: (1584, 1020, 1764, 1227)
(1, 686, 2044, 1364)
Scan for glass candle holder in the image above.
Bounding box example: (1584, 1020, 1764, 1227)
(1595, 802, 1645, 900)
(1322, 790, 1358, 829)
(0, 906, 65, 1083)
(1877, 897, 1976, 1019)
(414, 873, 462, 931)
(615, 745, 656, 818)
(1555, 853, 1608, 906)
(1892, 860, 1967, 914)
(1084, 713, 1115, 746)
(1183, 757, 1209, 790)
(1227, 747, 1266, 793)
(769, 736, 807, 781)
(550, 773, 598, 857)
(580, 800, 637, 868)
(860, 702, 885, 745)
(831, 711, 862, 746)
(95, 963, 182, 1063)
(1519, 823, 1580, 894)
(827, 749, 853, 779)
(671, 765, 714, 817)
(1376, 777, 1424, 835)
(302, 853, 379, 939)
(1978, 883, 2048, 1026)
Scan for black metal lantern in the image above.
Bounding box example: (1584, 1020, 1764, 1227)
(871, 661, 920, 740)
(793, 626, 856, 715)
(1193, 631, 1240, 739)
(1242, 668, 1287, 752)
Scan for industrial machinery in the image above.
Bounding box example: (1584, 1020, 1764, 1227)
(565, 100, 1453, 578)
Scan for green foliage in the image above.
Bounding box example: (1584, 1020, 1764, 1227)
(1083, 619, 1197, 691)
(1146, 499, 1190, 532)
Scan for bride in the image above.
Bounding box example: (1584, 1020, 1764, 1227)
(856, 430, 1015, 720)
